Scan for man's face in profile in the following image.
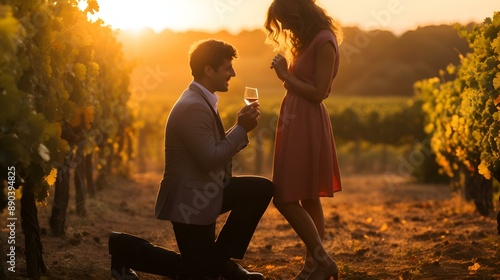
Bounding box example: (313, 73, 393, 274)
(211, 59, 236, 92)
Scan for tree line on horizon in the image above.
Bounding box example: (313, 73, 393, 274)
(118, 23, 471, 97)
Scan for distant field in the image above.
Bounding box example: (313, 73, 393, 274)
(130, 88, 419, 176)
(131, 84, 413, 116)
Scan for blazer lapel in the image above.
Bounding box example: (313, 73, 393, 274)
(189, 83, 225, 139)
(189, 83, 232, 184)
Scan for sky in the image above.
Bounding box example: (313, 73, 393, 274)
(91, 0, 499, 35)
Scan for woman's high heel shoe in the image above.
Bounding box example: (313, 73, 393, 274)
(293, 261, 316, 280)
(305, 261, 339, 280)
(294, 269, 311, 280)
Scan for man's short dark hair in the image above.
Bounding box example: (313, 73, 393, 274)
(189, 39, 237, 79)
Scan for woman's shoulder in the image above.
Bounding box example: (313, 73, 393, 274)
(311, 29, 338, 51)
(316, 29, 334, 38)
(314, 30, 336, 43)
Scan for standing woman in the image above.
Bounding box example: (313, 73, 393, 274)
(266, 0, 343, 279)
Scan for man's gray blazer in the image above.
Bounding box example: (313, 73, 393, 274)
(154, 82, 249, 225)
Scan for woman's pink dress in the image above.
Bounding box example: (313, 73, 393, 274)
(272, 29, 342, 203)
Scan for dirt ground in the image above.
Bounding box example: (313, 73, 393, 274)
(2, 172, 499, 280)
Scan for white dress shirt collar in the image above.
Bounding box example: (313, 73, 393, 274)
(192, 81, 219, 112)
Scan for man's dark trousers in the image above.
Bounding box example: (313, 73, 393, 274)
(109, 176, 273, 279)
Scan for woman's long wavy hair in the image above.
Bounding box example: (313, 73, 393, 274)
(265, 0, 343, 59)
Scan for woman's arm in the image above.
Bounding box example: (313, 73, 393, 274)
(271, 41, 336, 103)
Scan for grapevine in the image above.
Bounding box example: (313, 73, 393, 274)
(0, 0, 132, 277)
(417, 12, 500, 216)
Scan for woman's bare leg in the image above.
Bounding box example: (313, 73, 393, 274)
(273, 199, 334, 276)
(292, 199, 326, 279)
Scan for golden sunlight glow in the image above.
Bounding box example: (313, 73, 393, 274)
(85, 0, 213, 32)
(81, 0, 498, 34)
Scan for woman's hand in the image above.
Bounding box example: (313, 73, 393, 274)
(270, 53, 290, 81)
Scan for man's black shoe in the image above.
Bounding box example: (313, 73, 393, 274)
(111, 266, 139, 280)
(109, 232, 139, 280)
(220, 260, 263, 280)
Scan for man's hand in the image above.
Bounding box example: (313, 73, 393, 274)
(237, 102, 260, 132)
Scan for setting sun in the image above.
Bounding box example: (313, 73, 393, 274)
(86, 0, 213, 32)
(83, 0, 498, 35)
